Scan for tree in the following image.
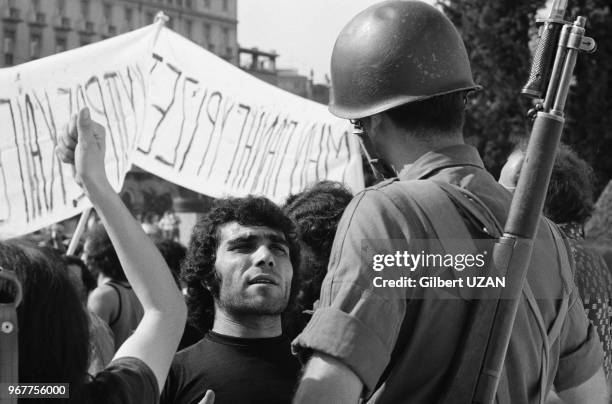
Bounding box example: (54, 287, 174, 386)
(440, 0, 545, 178)
(564, 1, 612, 197)
(441, 0, 612, 198)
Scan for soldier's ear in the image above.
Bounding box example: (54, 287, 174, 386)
(366, 114, 385, 139)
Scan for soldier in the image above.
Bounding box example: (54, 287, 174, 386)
(291, 1, 606, 403)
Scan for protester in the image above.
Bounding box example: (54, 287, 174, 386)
(501, 143, 612, 380)
(142, 212, 163, 241)
(291, 2, 606, 403)
(155, 238, 204, 350)
(155, 239, 187, 288)
(64, 255, 115, 374)
(160, 196, 301, 404)
(83, 222, 145, 349)
(283, 181, 353, 337)
(159, 209, 181, 242)
(0, 107, 187, 403)
(64, 255, 97, 302)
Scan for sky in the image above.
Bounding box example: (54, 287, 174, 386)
(237, 0, 425, 84)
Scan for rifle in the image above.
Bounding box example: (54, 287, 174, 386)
(441, 1, 596, 402)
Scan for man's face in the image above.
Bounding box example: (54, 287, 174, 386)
(213, 222, 293, 316)
(81, 239, 100, 279)
(67, 264, 87, 303)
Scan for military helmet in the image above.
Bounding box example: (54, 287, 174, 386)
(329, 0, 480, 119)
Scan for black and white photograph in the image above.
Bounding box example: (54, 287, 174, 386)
(0, 0, 611, 403)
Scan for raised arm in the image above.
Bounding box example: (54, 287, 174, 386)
(56, 107, 186, 391)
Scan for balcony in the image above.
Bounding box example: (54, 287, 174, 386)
(53, 15, 72, 31)
(76, 20, 96, 35)
(28, 11, 47, 27)
(2, 7, 22, 22)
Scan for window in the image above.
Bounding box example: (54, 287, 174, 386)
(167, 17, 173, 29)
(204, 0, 210, 8)
(81, 0, 90, 19)
(146, 12, 154, 24)
(103, 3, 112, 21)
(226, 46, 232, 59)
(80, 37, 90, 46)
(32, 0, 41, 11)
(56, 36, 67, 53)
(222, 27, 229, 43)
(3, 31, 15, 65)
(177, 0, 183, 7)
(185, 20, 192, 37)
(222, 0, 228, 11)
(125, 7, 133, 24)
(203, 23, 211, 43)
(186, 0, 192, 8)
(57, 0, 66, 14)
(30, 33, 42, 59)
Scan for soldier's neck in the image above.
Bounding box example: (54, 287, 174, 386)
(381, 130, 464, 172)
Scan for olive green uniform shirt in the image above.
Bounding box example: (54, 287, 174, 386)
(292, 145, 603, 403)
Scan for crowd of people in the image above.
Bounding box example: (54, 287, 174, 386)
(1, 1, 611, 403)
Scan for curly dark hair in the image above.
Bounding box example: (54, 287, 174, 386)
(283, 181, 353, 336)
(544, 143, 595, 225)
(182, 196, 300, 332)
(84, 223, 126, 282)
(511, 141, 595, 225)
(285, 181, 353, 261)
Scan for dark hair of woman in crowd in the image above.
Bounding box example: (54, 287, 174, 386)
(0, 239, 90, 402)
(84, 222, 127, 282)
(283, 181, 353, 336)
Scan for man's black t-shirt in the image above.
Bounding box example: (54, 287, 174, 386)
(161, 331, 301, 404)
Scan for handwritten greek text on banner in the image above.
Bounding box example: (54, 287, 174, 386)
(0, 24, 363, 238)
(132, 27, 363, 204)
(0, 25, 154, 238)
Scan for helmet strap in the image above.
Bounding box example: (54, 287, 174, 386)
(351, 120, 397, 181)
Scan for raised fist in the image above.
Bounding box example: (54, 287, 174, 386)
(55, 107, 109, 193)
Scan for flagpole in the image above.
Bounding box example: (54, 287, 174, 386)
(66, 207, 92, 255)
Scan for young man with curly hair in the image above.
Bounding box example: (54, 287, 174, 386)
(160, 196, 301, 404)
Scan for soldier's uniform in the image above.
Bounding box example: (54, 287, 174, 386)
(292, 1, 604, 402)
(293, 144, 603, 403)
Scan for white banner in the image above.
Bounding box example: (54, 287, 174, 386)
(0, 24, 363, 238)
(0, 25, 155, 238)
(132, 27, 363, 204)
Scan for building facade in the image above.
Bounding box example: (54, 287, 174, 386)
(239, 47, 330, 104)
(0, 0, 238, 67)
(238, 46, 278, 85)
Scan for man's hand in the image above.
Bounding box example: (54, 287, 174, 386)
(55, 107, 109, 193)
(198, 390, 215, 404)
